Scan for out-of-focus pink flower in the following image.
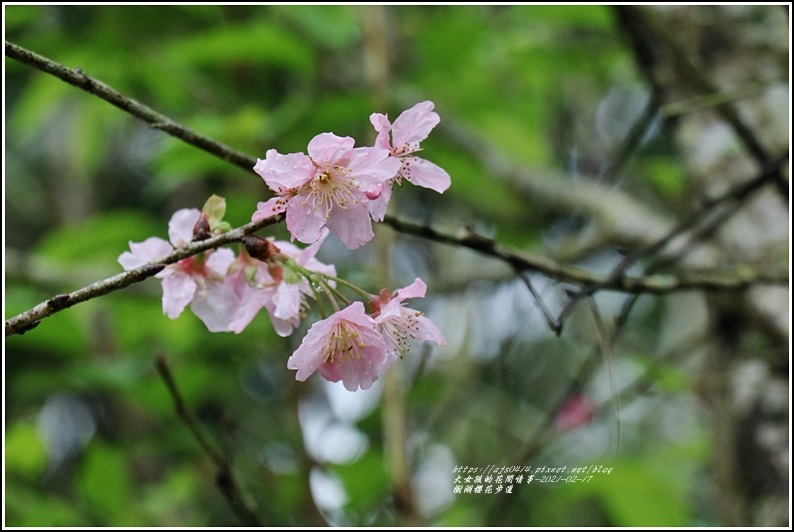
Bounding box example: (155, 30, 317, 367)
(253, 133, 401, 249)
(369, 101, 451, 221)
(554, 393, 596, 431)
(227, 230, 337, 336)
(371, 278, 446, 370)
(287, 302, 389, 391)
(118, 208, 236, 332)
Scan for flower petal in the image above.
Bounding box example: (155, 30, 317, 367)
(369, 113, 393, 150)
(254, 149, 315, 193)
(191, 278, 237, 332)
(205, 248, 235, 277)
(400, 157, 451, 193)
(161, 271, 197, 319)
(168, 208, 202, 247)
(391, 101, 440, 150)
(325, 203, 375, 250)
(252, 197, 288, 222)
(286, 194, 328, 244)
(307, 132, 355, 165)
(118, 237, 173, 270)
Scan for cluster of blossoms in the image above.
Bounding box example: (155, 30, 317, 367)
(119, 102, 449, 390)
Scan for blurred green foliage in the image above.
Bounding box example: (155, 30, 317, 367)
(4, 4, 787, 527)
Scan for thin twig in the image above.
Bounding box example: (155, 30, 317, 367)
(613, 6, 788, 200)
(5, 214, 282, 337)
(587, 298, 621, 454)
(599, 88, 662, 181)
(516, 270, 560, 335)
(155, 354, 262, 527)
(553, 151, 788, 331)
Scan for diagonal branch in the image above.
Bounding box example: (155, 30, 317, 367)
(5, 40, 258, 173)
(5, 41, 788, 340)
(384, 215, 787, 294)
(5, 215, 282, 337)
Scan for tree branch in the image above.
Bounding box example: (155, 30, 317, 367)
(5, 215, 282, 337)
(5, 40, 258, 173)
(5, 40, 787, 340)
(384, 215, 787, 295)
(155, 354, 262, 527)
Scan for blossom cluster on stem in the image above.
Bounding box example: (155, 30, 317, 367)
(119, 102, 450, 390)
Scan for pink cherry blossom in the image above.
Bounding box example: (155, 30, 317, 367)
(253, 133, 401, 249)
(287, 302, 389, 391)
(369, 101, 452, 221)
(227, 230, 337, 336)
(371, 278, 446, 370)
(118, 208, 236, 332)
(224, 253, 281, 334)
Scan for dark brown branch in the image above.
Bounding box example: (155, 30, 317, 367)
(5, 215, 282, 337)
(384, 214, 787, 295)
(5, 40, 258, 173)
(155, 355, 262, 527)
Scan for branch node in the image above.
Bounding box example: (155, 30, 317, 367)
(46, 293, 71, 311)
(141, 263, 167, 276)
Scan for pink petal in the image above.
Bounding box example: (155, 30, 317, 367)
(161, 271, 197, 319)
(252, 197, 288, 222)
(400, 157, 451, 193)
(395, 278, 427, 301)
(288, 320, 333, 381)
(227, 284, 270, 334)
(369, 113, 393, 150)
(272, 282, 302, 321)
(348, 147, 402, 188)
(286, 194, 328, 244)
(367, 181, 393, 223)
(168, 208, 202, 247)
(118, 237, 173, 270)
(205, 248, 235, 277)
(254, 150, 315, 193)
(295, 227, 330, 266)
(415, 314, 447, 347)
(307, 133, 355, 165)
(191, 278, 237, 332)
(391, 101, 440, 149)
(325, 203, 375, 250)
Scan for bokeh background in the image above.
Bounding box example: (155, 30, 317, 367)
(4, 5, 790, 527)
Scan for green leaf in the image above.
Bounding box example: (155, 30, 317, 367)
(202, 194, 227, 230)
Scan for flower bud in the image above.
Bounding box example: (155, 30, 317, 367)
(192, 213, 212, 241)
(244, 235, 281, 262)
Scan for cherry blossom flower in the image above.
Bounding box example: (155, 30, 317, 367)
(368, 101, 452, 221)
(287, 302, 389, 391)
(252, 133, 401, 249)
(227, 230, 336, 336)
(370, 278, 447, 370)
(118, 208, 236, 332)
